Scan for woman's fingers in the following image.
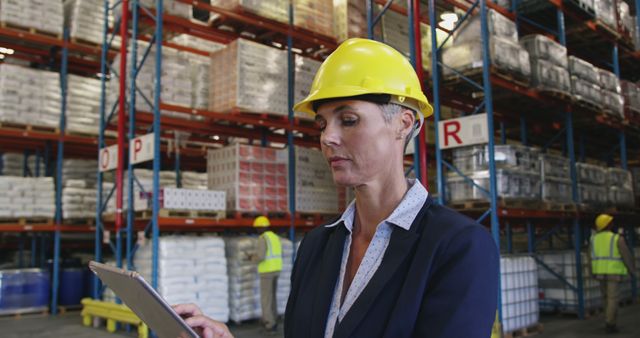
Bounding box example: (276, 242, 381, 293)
(184, 316, 233, 338)
(172, 303, 203, 317)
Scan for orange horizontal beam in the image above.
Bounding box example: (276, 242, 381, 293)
(0, 225, 95, 232)
(160, 103, 319, 136)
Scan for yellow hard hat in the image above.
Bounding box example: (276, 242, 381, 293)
(293, 38, 433, 137)
(595, 214, 613, 231)
(253, 216, 271, 227)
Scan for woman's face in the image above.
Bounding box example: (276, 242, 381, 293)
(315, 100, 408, 187)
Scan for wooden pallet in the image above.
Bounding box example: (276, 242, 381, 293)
(0, 122, 59, 134)
(57, 304, 82, 314)
(594, 20, 621, 39)
(0, 218, 54, 225)
(0, 307, 49, 319)
(138, 209, 225, 219)
(541, 202, 577, 212)
(504, 323, 543, 338)
(64, 217, 95, 226)
(443, 67, 530, 88)
(574, 98, 602, 113)
(539, 89, 573, 103)
(0, 22, 62, 39)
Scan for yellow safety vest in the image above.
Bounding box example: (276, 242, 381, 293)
(258, 231, 283, 274)
(591, 231, 628, 276)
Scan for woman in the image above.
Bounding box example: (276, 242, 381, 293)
(175, 38, 499, 338)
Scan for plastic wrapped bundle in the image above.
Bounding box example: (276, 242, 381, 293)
(62, 180, 97, 219)
(597, 69, 621, 93)
(452, 145, 540, 174)
(446, 169, 541, 202)
(606, 168, 632, 189)
(568, 56, 599, 84)
(0, 153, 45, 177)
(170, 34, 225, 54)
(601, 90, 624, 118)
(291, 146, 341, 214)
(617, 1, 634, 36)
(181, 171, 208, 190)
(570, 76, 602, 107)
(607, 186, 633, 207)
(210, 0, 333, 38)
(333, 0, 367, 42)
(380, 8, 431, 69)
(442, 36, 531, 79)
(186, 54, 211, 110)
(207, 144, 288, 213)
(594, 0, 616, 30)
(64, 0, 116, 45)
(454, 9, 518, 44)
(542, 177, 572, 203)
(66, 75, 102, 135)
(225, 237, 260, 322)
(576, 163, 606, 185)
(209, 39, 288, 116)
(621, 80, 640, 112)
(0, 0, 63, 36)
(0, 177, 55, 218)
(530, 59, 571, 94)
(540, 153, 570, 179)
(294, 55, 322, 120)
(135, 236, 229, 322)
(579, 184, 608, 205)
(519, 34, 568, 68)
(0, 64, 61, 128)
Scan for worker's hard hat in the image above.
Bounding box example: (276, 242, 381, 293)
(595, 214, 613, 231)
(293, 38, 433, 138)
(253, 216, 271, 227)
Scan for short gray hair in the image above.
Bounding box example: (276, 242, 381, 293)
(377, 103, 415, 151)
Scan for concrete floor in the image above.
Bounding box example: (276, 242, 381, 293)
(1, 304, 638, 338)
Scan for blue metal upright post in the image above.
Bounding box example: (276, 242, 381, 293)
(556, 7, 584, 318)
(287, 0, 297, 260)
(429, 0, 444, 205)
(479, 0, 502, 321)
(52, 26, 70, 316)
(127, 0, 140, 271)
(151, 0, 164, 290)
(408, 0, 422, 182)
(94, 0, 111, 299)
(527, 221, 535, 253)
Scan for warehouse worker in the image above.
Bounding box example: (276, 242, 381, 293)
(175, 38, 499, 338)
(251, 215, 282, 335)
(590, 214, 636, 334)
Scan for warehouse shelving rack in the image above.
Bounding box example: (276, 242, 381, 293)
(426, 0, 640, 321)
(91, 0, 351, 303)
(0, 25, 108, 315)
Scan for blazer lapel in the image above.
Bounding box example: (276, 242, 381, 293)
(333, 226, 419, 338)
(309, 223, 349, 338)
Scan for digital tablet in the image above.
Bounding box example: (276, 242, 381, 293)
(88, 261, 199, 338)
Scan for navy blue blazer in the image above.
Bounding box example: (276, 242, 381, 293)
(284, 196, 499, 338)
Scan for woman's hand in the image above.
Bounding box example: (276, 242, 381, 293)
(172, 303, 234, 338)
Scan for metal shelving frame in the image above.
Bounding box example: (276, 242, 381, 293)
(92, 0, 342, 304)
(426, 0, 639, 322)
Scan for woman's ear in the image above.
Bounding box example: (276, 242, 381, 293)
(399, 108, 416, 139)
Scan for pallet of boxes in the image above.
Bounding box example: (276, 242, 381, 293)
(446, 144, 542, 209)
(442, 9, 531, 86)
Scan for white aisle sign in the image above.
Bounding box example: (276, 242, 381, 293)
(99, 144, 118, 172)
(130, 133, 155, 164)
(437, 114, 489, 149)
